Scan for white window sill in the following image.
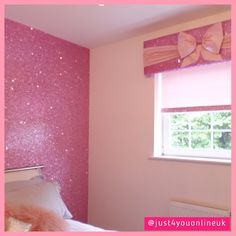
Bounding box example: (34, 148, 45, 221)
(149, 155, 231, 165)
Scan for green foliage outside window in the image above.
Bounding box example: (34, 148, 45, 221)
(170, 111, 231, 150)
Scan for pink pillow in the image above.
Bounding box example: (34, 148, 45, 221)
(5, 202, 69, 231)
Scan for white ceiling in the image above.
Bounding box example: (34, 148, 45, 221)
(5, 4, 230, 48)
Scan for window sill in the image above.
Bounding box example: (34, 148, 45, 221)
(149, 155, 231, 165)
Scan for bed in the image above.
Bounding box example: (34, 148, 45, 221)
(5, 165, 112, 232)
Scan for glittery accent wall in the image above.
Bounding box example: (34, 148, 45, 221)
(5, 19, 89, 222)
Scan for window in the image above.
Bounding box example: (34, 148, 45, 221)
(154, 62, 231, 163)
(163, 110, 231, 159)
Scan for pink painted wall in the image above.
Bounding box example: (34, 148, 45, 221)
(88, 12, 231, 231)
(5, 19, 89, 222)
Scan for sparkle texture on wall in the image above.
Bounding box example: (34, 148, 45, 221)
(5, 19, 89, 222)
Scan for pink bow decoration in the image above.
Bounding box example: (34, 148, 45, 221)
(178, 23, 224, 67)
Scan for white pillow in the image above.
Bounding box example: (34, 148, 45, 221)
(5, 182, 73, 219)
(5, 176, 44, 192)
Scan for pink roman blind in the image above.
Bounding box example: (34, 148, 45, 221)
(161, 61, 231, 112)
(143, 20, 231, 76)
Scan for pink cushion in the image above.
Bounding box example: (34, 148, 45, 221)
(5, 202, 69, 231)
(5, 217, 32, 232)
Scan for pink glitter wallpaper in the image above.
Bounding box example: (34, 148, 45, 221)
(5, 19, 89, 222)
(144, 20, 231, 76)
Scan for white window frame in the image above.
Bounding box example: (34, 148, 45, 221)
(162, 111, 231, 159)
(153, 73, 231, 164)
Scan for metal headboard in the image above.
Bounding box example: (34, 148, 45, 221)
(5, 165, 44, 173)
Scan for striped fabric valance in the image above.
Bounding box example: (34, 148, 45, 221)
(143, 20, 231, 76)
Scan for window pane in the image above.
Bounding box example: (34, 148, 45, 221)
(213, 131, 231, 150)
(190, 113, 210, 130)
(191, 132, 211, 149)
(171, 131, 189, 148)
(170, 114, 188, 130)
(213, 112, 231, 129)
